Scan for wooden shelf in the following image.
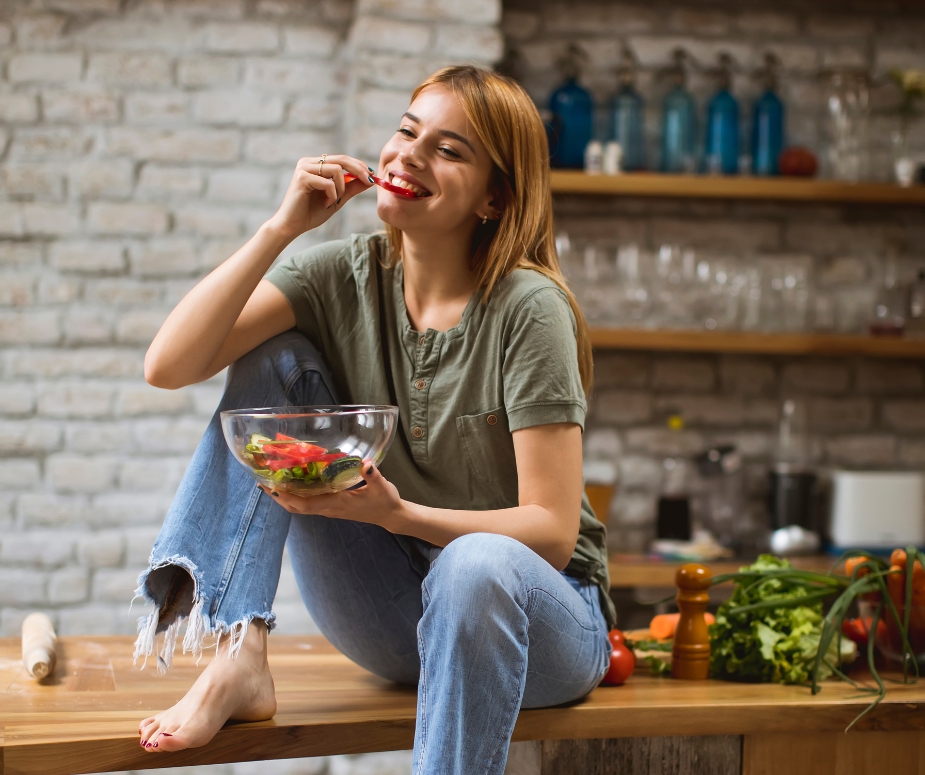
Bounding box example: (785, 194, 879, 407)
(589, 328, 925, 358)
(550, 170, 925, 205)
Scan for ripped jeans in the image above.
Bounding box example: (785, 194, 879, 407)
(134, 331, 612, 775)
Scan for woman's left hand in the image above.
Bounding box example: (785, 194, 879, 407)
(259, 462, 405, 529)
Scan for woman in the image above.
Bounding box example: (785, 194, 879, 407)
(135, 65, 615, 775)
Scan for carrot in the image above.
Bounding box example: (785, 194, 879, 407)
(649, 612, 715, 640)
(891, 548, 908, 569)
(845, 555, 870, 578)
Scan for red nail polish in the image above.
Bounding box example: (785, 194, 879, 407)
(154, 743, 158, 747)
(162, 733, 172, 736)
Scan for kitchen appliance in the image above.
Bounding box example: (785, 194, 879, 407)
(830, 471, 925, 551)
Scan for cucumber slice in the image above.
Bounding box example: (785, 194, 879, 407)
(320, 456, 363, 483)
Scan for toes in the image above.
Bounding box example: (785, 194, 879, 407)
(155, 732, 185, 752)
(141, 722, 162, 751)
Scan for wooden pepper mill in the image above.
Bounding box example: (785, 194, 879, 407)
(671, 563, 712, 680)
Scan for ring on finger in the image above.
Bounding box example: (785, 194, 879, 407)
(319, 153, 327, 176)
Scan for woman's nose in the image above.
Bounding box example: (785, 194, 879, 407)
(397, 141, 423, 168)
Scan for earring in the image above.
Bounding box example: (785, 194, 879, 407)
(481, 215, 488, 225)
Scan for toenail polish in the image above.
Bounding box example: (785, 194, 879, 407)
(154, 743, 158, 748)
(162, 733, 172, 737)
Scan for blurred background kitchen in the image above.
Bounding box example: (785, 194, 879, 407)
(1, 0, 925, 770)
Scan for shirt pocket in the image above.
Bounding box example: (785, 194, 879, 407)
(455, 407, 519, 487)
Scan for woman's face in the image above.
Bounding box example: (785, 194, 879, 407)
(375, 84, 498, 237)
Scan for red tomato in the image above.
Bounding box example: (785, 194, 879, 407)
(841, 616, 888, 647)
(608, 629, 625, 648)
(601, 641, 635, 686)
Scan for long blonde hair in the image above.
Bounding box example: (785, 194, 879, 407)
(383, 65, 593, 395)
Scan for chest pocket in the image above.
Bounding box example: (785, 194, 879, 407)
(456, 407, 519, 487)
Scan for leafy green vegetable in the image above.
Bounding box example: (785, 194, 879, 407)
(709, 555, 854, 684)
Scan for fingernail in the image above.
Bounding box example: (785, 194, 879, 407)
(162, 733, 172, 737)
(365, 464, 374, 475)
(368, 175, 375, 183)
(368, 165, 375, 172)
(271, 491, 279, 497)
(337, 197, 342, 205)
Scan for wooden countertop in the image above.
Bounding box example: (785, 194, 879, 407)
(2, 635, 924, 775)
(608, 554, 835, 588)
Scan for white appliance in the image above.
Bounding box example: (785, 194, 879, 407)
(830, 471, 925, 549)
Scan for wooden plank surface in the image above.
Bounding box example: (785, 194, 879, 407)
(608, 555, 834, 589)
(743, 732, 925, 775)
(589, 328, 925, 359)
(3, 636, 925, 775)
(550, 170, 925, 206)
(541, 736, 742, 775)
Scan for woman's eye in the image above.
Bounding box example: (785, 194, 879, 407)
(398, 127, 414, 137)
(439, 146, 460, 158)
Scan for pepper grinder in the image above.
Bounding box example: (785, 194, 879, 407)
(671, 563, 712, 680)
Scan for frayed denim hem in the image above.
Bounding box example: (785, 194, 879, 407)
(132, 555, 275, 675)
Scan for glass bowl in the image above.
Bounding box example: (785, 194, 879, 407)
(221, 405, 399, 496)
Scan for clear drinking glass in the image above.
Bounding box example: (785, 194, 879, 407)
(824, 69, 870, 182)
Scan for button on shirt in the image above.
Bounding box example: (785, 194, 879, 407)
(265, 234, 615, 628)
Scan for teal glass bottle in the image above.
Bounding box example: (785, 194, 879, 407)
(704, 54, 740, 175)
(609, 49, 646, 171)
(660, 49, 697, 173)
(549, 45, 594, 169)
(751, 53, 785, 176)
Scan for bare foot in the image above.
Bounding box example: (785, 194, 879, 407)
(138, 620, 276, 753)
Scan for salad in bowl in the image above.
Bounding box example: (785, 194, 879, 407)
(221, 405, 399, 496)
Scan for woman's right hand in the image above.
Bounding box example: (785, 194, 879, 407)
(266, 154, 375, 241)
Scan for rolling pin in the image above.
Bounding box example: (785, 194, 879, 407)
(22, 612, 57, 680)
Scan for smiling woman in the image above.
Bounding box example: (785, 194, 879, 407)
(135, 65, 612, 775)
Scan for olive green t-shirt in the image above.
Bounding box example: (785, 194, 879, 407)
(265, 233, 615, 628)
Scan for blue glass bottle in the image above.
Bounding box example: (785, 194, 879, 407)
(661, 49, 697, 173)
(610, 49, 646, 171)
(703, 54, 739, 175)
(751, 53, 785, 176)
(549, 45, 593, 169)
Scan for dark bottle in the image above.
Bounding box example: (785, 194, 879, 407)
(610, 48, 646, 171)
(751, 53, 785, 176)
(661, 49, 697, 173)
(704, 53, 740, 175)
(548, 44, 594, 169)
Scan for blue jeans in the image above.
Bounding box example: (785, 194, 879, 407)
(135, 331, 611, 775)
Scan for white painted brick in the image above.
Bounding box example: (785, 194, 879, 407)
(173, 205, 243, 237)
(0, 242, 43, 267)
(0, 569, 47, 606)
(92, 568, 140, 603)
(669, 8, 732, 35)
(0, 528, 75, 568)
(125, 93, 191, 124)
(177, 57, 242, 87)
(56, 603, 121, 636)
(284, 27, 340, 58)
(69, 159, 134, 199)
(767, 44, 820, 74)
(138, 165, 204, 197)
(63, 421, 135, 455)
(194, 91, 285, 127)
(10, 128, 95, 160)
(37, 274, 81, 305)
(289, 94, 340, 130)
(119, 457, 181, 491)
(116, 309, 169, 344)
(205, 22, 281, 53)
(78, 531, 125, 568)
(0, 272, 36, 308)
(84, 279, 162, 306)
(166, 0, 246, 17)
(50, 241, 126, 274)
(5, 348, 141, 378)
(876, 47, 925, 74)
(350, 16, 432, 55)
(821, 44, 869, 70)
(1, 164, 65, 199)
(541, 2, 657, 34)
(63, 307, 116, 345)
(70, 16, 197, 54)
(501, 11, 540, 42)
(807, 15, 876, 38)
(106, 127, 241, 163)
(624, 427, 706, 456)
(207, 168, 276, 203)
(0, 421, 63, 455)
(353, 52, 430, 91)
(0, 205, 25, 238)
(9, 54, 84, 84)
(627, 37, 755, 72)
(117, 384, 192, 416)
(0, 309, 61, 345)
(47, 454, 119, 494)
(245, 59, 338, 92)
(0, 458, 41, 491)
(89, 492, 171, 527)
(38, 384, 114, 419)
(826, 435, 895, 467)
(358, 0, 499, 25)
(736, 11, 798, 36)
(46, 0, 122, 12)
(432, 24, 503, 62)
(0, 94, 40, 123)
(612, 491, 655, 527)
(188, 383, 224, 416)
(0, 384, 37, 416)
(0, 22, 10, 46)
(132, 416, 209, 454)
(21, 203, 82, 236)
(1, 609, 58, 638)
(245, 131, 330, 164)
(86, 52, 172, 87)
(16, 494, 86, 527)
(88, 203, 169, 235)
(128, 238, 198, 277)
(48, 567, 90, 604)
(272, 602, 321, 636)
(42, 90, 121, 123)
(124, 527, 160, 566)
(200, 238, 247, 270)
(13, 15, 67, 49)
